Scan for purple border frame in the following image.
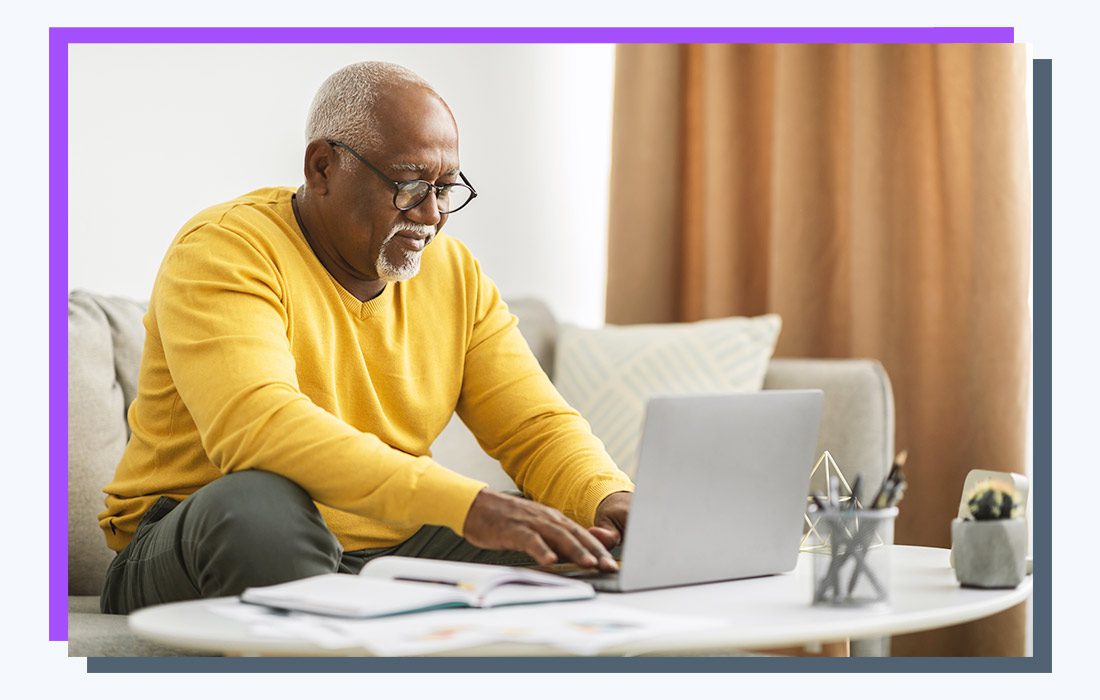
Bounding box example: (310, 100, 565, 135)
(49, 25, 1014, 643)
(50, 26, 1013, 44)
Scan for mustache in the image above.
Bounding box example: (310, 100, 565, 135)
(385, 223, 437, 243)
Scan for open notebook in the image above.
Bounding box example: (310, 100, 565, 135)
(239, 556, 596, 618)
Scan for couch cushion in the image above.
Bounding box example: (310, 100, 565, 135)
(69, 596, 208, 657)
(507, 298, 559, 378)
(553, 315, 782, 478)
(68, 292, 148, 596)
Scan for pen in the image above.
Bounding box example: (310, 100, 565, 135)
(873, 480, 893, 509)
(885, 476, 908, 508)
(394, 576, 477, 591)
(872, 450, 908, 509)
(849, 474, 863, 511)
(811, 492, 828, 511)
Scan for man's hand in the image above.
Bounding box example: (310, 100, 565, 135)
(463, 489, 619, 571)
(589, 491, 632, 549)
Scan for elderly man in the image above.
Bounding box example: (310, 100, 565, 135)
(98, 62, 634, 615)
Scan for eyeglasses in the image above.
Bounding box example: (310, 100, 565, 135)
(327, 139, 478, 214)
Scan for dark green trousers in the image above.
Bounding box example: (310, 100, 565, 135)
(100, 470, 533, 615)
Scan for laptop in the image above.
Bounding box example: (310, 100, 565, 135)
(551, 390, 824, 592)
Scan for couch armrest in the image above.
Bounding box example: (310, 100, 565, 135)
(764, 359, 895, 497)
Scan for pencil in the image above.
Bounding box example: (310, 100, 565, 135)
(872, 450, 908, 509)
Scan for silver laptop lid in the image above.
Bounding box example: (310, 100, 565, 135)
(617, 390, 824, 591)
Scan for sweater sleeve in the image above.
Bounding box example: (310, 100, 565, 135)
(154, 225, 487, 535)
(454, 258, 635, 528)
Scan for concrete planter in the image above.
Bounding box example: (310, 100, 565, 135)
(951, 517, 1027, 589)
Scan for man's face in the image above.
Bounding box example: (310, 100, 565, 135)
(319, 86, 461, 283)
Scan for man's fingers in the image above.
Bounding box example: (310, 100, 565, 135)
(534, 518, 618, 571)
(464, 490, 618, 570)
(536, 522, 599, 568)
(588, 525, 620, 549)
(566, 521, 618, 570)
(519, 530, 558, 566)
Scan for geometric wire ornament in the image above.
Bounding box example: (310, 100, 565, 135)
(800, 451, 884, 553)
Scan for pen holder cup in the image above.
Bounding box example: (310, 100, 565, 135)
(810, 507, 897, 608)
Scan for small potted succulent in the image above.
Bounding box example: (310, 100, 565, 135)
(951, 480, 1028, 588)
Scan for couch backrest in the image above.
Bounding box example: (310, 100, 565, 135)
(764, 359, 894, 497)
(68, 292, 147, 596)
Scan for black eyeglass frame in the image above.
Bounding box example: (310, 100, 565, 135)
(326, 139, 478, 214)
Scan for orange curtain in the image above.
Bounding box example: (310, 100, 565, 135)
(607, 44, 1031, 656)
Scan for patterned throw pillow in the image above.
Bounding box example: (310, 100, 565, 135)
(554, 315, 782, 478)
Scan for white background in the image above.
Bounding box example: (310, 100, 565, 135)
(5, 0, 1090, 695)
(68, 43, 615, 327)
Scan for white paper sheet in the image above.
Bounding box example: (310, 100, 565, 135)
(206, 599, 723, 656)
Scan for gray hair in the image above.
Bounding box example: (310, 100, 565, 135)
(305, 61, 434, 159)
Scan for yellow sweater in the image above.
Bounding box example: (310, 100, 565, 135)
(100, 187, 634, 553)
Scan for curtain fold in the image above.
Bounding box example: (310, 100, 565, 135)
(607, 43, 1031, 656)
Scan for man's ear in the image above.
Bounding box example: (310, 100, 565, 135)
(303, 139, 336, 196)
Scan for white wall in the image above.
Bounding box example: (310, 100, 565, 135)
(68, 44, 615, 327)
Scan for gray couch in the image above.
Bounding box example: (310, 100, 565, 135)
(67, 290, 894, 656)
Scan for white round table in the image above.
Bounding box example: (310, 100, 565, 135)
(129, 545, 1031, 656)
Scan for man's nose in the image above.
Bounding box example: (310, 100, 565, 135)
(403, 191, 442, 226)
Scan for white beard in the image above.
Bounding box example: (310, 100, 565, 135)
(376, 224, 435, 282)
(376, 244, 422, 282)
